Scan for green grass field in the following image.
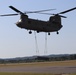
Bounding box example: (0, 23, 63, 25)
(0, 72, 76, 75)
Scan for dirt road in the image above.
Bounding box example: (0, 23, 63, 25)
(0, 65, 76, 74)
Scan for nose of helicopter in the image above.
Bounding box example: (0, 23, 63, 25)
(16, 22, 22, 28)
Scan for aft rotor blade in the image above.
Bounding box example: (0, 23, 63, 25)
(59, 7, 76, 14)
(33, 12, 67, 18)
(9, 6, 24, 15)
(26, 9, 56, 13)
(0, 14, 18, 16)
(58, 15, 67, 18)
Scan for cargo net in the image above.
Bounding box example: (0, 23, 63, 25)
(34, 31, 48, 55)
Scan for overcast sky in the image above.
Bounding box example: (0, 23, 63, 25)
(0, 0, 76, 58)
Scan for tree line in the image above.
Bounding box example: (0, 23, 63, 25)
(0, 54, 76, 64)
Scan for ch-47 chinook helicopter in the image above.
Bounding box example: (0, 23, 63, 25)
(0, 6, 76, 35)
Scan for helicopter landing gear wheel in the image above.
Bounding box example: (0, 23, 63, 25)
(48, 32, 50, 35)
(29, 31, 32, 34)
(37, 31, 39, 33)
(57, 31, 59, 34)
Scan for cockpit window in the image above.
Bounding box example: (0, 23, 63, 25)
(19, 19, 22, 22)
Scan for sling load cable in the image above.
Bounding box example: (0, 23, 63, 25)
(34, 31, 39, 55)
(44, 33, 48, 54)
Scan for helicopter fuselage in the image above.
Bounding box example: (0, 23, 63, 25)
(16, 15, 62, 34)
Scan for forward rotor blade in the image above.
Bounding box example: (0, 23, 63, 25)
(9, 6, 56, 15)
(25, 9, 56, 13)
(0, 14, 18, 16)
(9, 6, 24, 15)
(59, 7, 76, 14)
